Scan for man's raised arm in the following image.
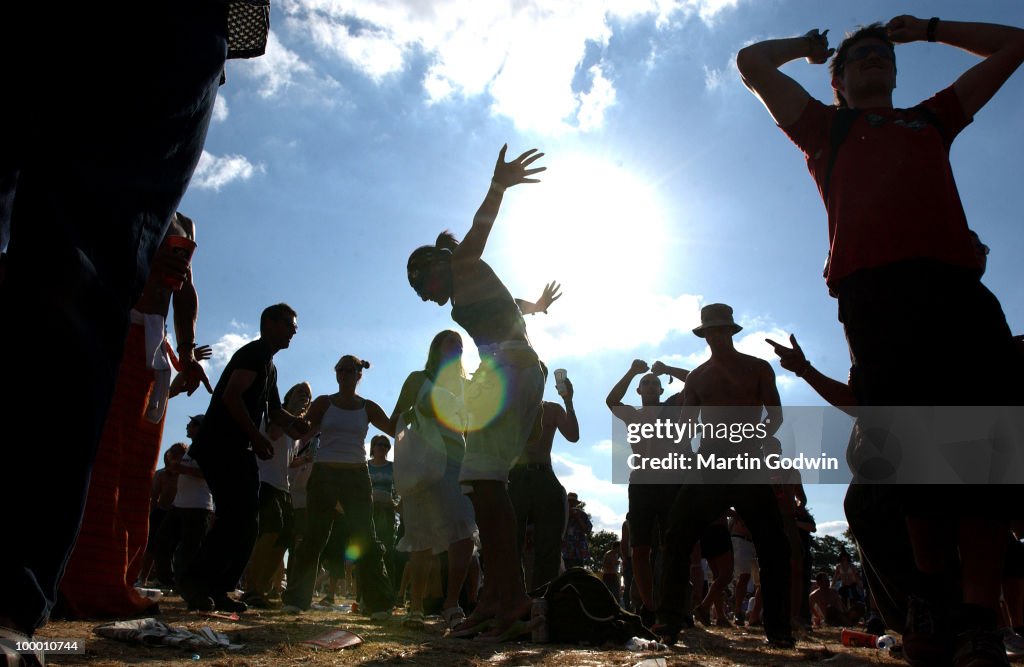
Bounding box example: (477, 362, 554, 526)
(886, 15, 1024, 119)
(736, 29, 832, 127)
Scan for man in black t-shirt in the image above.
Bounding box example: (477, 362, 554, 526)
(180, 303, 311, 612)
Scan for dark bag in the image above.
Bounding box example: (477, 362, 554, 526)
(531, 567, 656, 645)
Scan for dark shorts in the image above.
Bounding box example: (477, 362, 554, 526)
(699, 522, 732, 560)
(837, 260, 1024, 518)
(628, 484, 679, 548)
(257, 482, 293, 547)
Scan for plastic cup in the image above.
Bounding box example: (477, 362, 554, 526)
(554, 368, 568, 396)
(162, 235, 196, 290)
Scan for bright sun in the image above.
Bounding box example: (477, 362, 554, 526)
(494, 153, 669, 299)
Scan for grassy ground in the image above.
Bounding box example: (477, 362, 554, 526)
(36, 595, 906, 666)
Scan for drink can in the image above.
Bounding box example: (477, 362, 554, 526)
(841, 628, 878, 648)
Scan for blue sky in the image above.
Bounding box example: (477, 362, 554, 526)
(162, 0, 1024, 537)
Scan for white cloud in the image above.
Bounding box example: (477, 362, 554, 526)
(703, 64, 725, 91)
(212, 95, 229, 122)
(209, 331, 257, 370)
(238, 31, 318, 98)
(816, 520, 850, 538)
(191, 151, 263, 191)
(577, 65, 617, 131)
(279, 0, 745, 133)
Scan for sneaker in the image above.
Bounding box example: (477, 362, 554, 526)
(242, 593, 271, 609)
(402, 611, 425, 629)
(370, 609, 392, 621)
(905, 596, 954, 667)
(953, 628, 1010, 667)
(318, 594, 336, 606)
(212, 595, 248, 614)
(281, 604, 305, 614)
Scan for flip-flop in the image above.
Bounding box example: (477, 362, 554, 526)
(448, 617, 497, 639)
(473, 616, 544, 643)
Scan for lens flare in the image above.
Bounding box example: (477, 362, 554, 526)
(344, 545, 361, 563)
(464, 357, 508, 432)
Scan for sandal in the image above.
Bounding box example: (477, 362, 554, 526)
(401, 611, 425, 630)
(0, 626, 46, 666)
(441, 606, 467, 630)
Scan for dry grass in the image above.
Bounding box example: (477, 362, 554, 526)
(36, 596, 906, 666)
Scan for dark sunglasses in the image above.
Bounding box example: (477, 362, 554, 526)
(846, 43, 894, 64)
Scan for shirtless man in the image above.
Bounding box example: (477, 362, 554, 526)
(509, 371, 580, 590)
(654, 303, 793, 648)
(607, 358, 688, 627)
(810, 572, 848, 627)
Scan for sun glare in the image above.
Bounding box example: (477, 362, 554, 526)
(496, 154, 669, 298)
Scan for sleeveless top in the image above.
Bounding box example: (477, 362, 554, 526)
(450, 267, 529, 348)
(316, 403, 369, 464)
(368, 461, 395, 504)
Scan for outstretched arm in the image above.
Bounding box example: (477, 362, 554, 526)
(516, 281, 561, 315)
(736, 29, 833, 127)
(887, 15, 1024, 119)
(454, 145, 546, 265)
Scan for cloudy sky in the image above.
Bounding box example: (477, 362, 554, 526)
(165, 0, 1024, 536)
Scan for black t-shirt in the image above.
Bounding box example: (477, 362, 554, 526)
(190, 338, 281, 458)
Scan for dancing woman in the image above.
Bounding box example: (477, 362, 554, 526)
(391, 330, 479, 630)
(280, 355, 394, 615)
(406, 145, 558, 639)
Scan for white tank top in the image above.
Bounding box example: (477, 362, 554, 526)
(315, 402, 369, 464)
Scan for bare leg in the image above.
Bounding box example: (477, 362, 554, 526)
(407, 549, 432, 614)
(631, 546, 656, 611)
(444, 537, 474, 611)
(469, 481, 532, 635)
(734, 573, 751, 618)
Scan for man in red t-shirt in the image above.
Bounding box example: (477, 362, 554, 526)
(739, 19, 1024, 664)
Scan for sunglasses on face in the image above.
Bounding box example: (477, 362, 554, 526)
(335, 367, 362, 375)
(846, 43, 894, 64)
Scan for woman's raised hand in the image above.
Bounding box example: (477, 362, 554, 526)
(493, 144, 546, 190)
(535, 281, 562, 313)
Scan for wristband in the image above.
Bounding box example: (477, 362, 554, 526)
(926, 17, 939, 43)
(490, 179, 506, 194)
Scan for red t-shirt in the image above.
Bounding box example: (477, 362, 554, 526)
(781, 87, 979, 289)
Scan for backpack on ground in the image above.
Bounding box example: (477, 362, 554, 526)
(530, 567, 657, 646)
